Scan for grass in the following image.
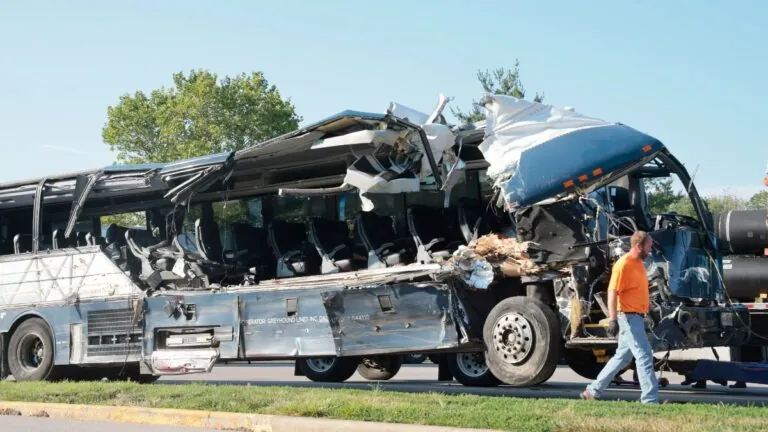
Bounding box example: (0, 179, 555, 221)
(0, 381, 766, 432)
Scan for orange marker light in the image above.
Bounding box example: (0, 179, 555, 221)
(592, 168, 603, 176)
(578, 174, 588, 182)
(642, 144, 653, 153)
(564, 179, 575, 188)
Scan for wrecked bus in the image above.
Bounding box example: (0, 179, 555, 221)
(0, 94, 763, 387)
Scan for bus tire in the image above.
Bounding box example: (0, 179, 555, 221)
(296, 357, 359, 382)
(357, 355, 402, 381)
(482, 296, 561, 387)
(446, 352, 501, 387)
(7, 318, 59, 382)
(402, 353, 427, 364)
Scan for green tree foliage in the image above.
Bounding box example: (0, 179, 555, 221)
(644, 178, 755, 219)
(746, 190, 768, 209)
(100, 212, 146, 231)
(451, 60, 544, 125)
(100, 69, 301, 230)
(102, 69, 302, 164)
(665, 192, 748, 218)
(644, 178, 683, 215)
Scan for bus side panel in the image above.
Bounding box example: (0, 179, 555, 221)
(238, 282, 461, 359)
(142, 293, 241, 359)
(240, 289, 337, 358)
(0, 300, 146, 367)
(73, 300, 143, 365)
(322, 283, 461, 356)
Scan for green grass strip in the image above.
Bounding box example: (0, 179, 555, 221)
(0, 381, 766, 432)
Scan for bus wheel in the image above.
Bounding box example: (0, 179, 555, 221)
(8, 318, 59, 382)
(297, 357, 359, 382)
(482, 296, 561, 387)
(357, 355, 402, 381)
(446, 352, 501, 387)
(402, 353, 427, 364)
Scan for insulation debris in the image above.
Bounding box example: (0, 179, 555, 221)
(472, 233, 532, 262)
(447, 234, 544, 289)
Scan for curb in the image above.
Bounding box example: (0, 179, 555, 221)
(0, 401, 501, 432)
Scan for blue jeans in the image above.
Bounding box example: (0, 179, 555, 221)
(586, 312, 660, 403)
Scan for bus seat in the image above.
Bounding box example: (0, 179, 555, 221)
(406, 205, 464, 264)
(194, 218, 233, 263)
(308, 218, 362, 274)
(457, 200, 493, 244)
(75, 231, 88, 247)
(355, 211, 413, 269)
(52, 228, 77, 250)
(13, 233, 32, 254)
(231, 222, 275, 279)
(267, 220, 320, 278)
(105, 224, 128, 246)
(86, 232, 106, 247)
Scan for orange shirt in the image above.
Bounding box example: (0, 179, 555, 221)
(608, 253, 649, 314)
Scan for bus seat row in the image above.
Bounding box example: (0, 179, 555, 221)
(180, 199, 498, 282)
(12, 229, 93, 254)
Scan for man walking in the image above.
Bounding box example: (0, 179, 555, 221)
(580, 230, 660, 404)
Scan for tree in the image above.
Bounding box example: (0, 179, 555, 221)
(705, 194, 748, 214)
(102, 69, 302, 164)
(667, 192, 747, 218)
(451, 60, 544, 125)
(747, 190, 768, 210)
(644, 178, 683, 215)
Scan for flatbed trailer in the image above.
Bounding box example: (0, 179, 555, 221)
(2, 94, 767, 389)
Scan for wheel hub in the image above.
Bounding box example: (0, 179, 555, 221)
(305, 358, 335, 373)
(455, 352, 489, 378)
(19, 334, 45, 371)
(492, 312, 534, 365)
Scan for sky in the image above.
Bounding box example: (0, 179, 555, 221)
(1, 1, 766, 198)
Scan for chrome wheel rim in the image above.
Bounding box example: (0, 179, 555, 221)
(492, 312, 534, 365)
(305, 358, 336, 373)
(455, 352, 489, 378)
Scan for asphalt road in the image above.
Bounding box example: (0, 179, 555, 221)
(158, 361, 768, 407)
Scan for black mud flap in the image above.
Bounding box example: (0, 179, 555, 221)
(437, 354, 454, 382)
(0, 333, 8, 380)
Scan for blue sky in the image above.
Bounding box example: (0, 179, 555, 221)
(1, 1, 765, 198)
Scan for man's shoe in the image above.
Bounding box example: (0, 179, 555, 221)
(580, 389, 596, 400)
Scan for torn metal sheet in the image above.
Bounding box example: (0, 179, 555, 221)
(477, 94, 665, 210)
(266, 95, 467, 210)
(227, 263, 444, 292)
(150, 348, 219, 375)
(320, 282, 460, 356)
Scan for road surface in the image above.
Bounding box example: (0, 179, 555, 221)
(157, 361, 768, 406)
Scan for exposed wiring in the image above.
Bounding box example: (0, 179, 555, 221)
(576, 194, 768, 349)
